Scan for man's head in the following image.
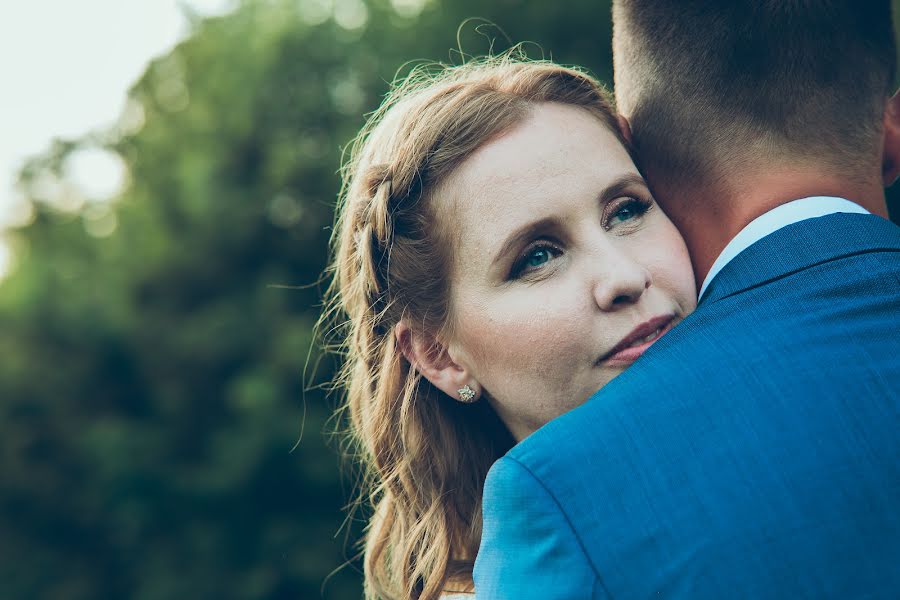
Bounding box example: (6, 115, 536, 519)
(612, 0, 897, 195)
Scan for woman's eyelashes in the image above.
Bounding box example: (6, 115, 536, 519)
(509, 241, 563, 279)
(603, 195, 653, 230)
(507, 196, 653, 281)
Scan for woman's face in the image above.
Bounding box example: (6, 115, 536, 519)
(439, 102, 697, 441)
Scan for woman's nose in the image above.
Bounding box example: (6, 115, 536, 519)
(592, 255, 652, 311)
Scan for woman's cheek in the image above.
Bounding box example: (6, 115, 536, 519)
(474, 300, 581, 370)
(637, 225, 695, 303)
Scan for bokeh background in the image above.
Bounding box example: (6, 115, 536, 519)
(1, 1, 898, 598)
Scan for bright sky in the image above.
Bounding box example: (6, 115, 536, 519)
(0, 0, 235, 277)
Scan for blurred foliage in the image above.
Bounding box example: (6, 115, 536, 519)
(1, 0, 898, 598)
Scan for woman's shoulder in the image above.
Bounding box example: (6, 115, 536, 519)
(441, 594, 475, 600)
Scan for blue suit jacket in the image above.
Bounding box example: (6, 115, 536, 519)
(474, 213, 900, 599)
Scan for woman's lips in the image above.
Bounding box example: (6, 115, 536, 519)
(599, 315, 676, 367)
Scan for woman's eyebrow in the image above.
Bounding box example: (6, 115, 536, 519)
(490, 173, 648, 266)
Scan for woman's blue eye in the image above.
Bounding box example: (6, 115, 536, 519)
(613, 206, 639, 222)
(608, 198, 651, 226)
(524, 248, 552, 268)
(510, 243, 560, 279)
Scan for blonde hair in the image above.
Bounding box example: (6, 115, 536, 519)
(324, 52, 623, 600)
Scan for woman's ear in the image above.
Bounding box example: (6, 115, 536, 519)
(394, 321, 480, 403)
(882, 90, 900, 187)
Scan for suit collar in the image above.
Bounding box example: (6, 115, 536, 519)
(700, 213, 900, 305)
(698, 197, 869, 300)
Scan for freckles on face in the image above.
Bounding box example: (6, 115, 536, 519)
(618, 214, 695, 305)
(454, 288, 602, 432)
(439, 102, 696, 441)
(459, 291, 583, 379)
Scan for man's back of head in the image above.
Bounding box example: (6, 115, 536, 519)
(612, 0, 898, 278)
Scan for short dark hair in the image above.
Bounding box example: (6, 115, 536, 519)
(612, 0, 897, 188)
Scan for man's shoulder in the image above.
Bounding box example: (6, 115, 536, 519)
(509, 214, 900, 473)
(499, 240, 900, 590)
(491, 215, 900, 596)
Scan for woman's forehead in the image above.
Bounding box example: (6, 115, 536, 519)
(436, 104, 638, 257)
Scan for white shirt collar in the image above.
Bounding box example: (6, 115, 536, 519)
(697, 196, 870, 300)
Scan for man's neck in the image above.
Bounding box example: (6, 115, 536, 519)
(655, 170, 889, 290)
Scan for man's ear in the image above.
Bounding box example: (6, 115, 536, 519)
(394, 321, 479, 403)
(882, 90, 900, 187)
(616, 114, 634, 146)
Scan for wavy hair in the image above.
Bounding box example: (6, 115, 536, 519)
(323, 52, 624, 599)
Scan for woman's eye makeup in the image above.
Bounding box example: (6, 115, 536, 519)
(505, 195, 653, 281)
(509, 242, 562, 279)
(604, 196, 653, 229)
